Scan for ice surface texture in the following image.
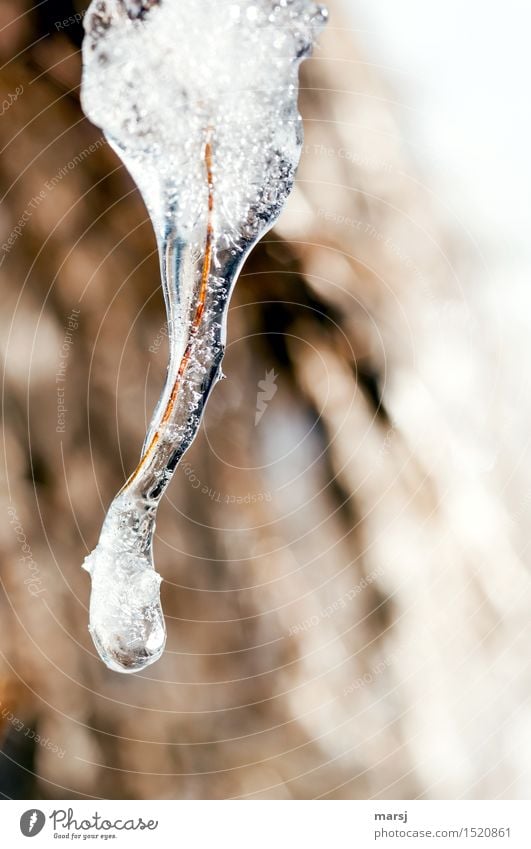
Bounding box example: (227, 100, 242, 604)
(80, 0, 327, 673)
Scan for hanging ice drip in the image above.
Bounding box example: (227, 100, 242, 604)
(80, 0, 328, 673)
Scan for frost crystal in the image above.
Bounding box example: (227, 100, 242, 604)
(81, 0, 327, 673)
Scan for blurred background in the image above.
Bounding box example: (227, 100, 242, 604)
(1, 0, 531, 799)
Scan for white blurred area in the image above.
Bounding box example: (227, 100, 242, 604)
(298, 1, 531, 797)
(340, 0, 531, 542)
(350, 0, 531, 257)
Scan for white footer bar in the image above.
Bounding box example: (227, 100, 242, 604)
(2, 800, 531, 848)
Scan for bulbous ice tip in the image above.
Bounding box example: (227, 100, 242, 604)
(89, 607, 166, 674)
(84, 543, 167, 674)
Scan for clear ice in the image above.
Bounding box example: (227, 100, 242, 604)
(80, 0, 327, 673)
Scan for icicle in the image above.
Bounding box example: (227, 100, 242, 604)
(80, 0, 327, 672)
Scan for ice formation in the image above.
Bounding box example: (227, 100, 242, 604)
(80, 0, 327, 672)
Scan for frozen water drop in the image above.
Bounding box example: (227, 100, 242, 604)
(82, 496, 166, 673)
